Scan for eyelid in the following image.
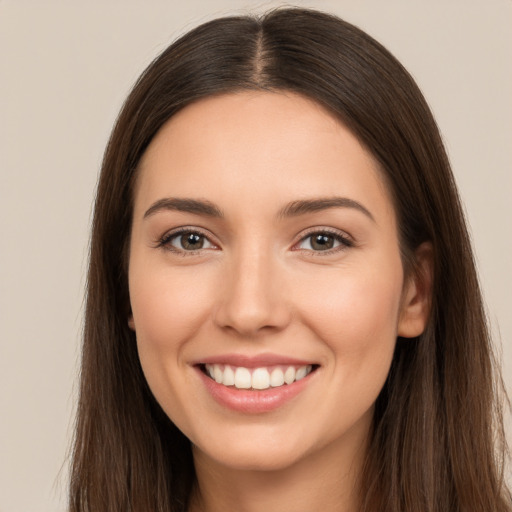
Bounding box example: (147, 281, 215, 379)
(292, 227, 354, 253)
(154, 225, 354, 255)
(156, 226, 220, 254)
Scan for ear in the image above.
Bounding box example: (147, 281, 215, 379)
(397, 242, 433, 338)
(128, 313, 136, 331)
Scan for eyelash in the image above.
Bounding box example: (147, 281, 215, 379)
(294, 228, 354, 255)
(157, 227, 216, 255)
(156, 227, 354, 256)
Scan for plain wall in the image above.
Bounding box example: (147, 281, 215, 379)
(0, 1, 510, 511)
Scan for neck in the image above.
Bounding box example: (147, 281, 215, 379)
(188, 423, 369, 512)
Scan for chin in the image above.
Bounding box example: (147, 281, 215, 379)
(196, 445, 305, 473)
(190, 426, 312, 472)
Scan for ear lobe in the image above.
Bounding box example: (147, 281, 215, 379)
(397, 242, 434, 338)
(128, 314, 136, 331)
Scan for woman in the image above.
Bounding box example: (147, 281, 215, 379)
(69, 8, 511, 512)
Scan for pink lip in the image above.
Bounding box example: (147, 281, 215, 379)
(194, 363, 317, 414)
(193, 352, 315, 368)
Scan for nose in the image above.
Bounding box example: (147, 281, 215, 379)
(213, 245, 292, 337)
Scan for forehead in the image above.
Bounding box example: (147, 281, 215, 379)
(134, 91, 394, 224)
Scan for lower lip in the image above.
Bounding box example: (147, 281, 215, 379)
(195, 367, 316, 414)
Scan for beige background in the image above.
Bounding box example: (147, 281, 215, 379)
(0, 1, 510, 511)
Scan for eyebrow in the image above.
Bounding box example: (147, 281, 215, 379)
(277, 197, 375, 222)
(143, 198, 224, 219)
(143, 196, 374, 222)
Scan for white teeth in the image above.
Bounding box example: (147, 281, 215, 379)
(222, 365, 235, 386)
(204, 363, 314, 390)
(213, 365, 223, 383)
(296, 365, 311, 381)
(251, 368, 270, 390)
(234, 367, 252, 389)
(284, 366, 295, 385)
(270, 368, 285, 387)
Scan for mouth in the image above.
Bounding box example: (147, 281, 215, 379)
(193, 354, 320, 413)
(198, 363, 319, 391)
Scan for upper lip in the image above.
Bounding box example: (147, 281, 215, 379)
(193, 352, 317, 368)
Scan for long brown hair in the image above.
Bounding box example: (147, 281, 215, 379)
(70, 8, 511, 511)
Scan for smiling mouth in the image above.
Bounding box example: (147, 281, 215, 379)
(200, 364, 318, 391)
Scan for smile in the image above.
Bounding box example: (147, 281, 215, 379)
(204, 364, 314, 390)
(195, 355, 319, 413)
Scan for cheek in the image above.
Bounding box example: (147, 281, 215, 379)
(128, 264, 216, 411)
(302, 268, 401, 335)
(128, 265, 217, 429)
(297, 263, 403, 379)
(293, 266, 403, 439)
(129, 266, 212, 348)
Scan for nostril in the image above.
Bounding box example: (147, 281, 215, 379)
(212, 271, 292, 336)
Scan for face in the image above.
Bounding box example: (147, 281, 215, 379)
(128, 91, 427, 472)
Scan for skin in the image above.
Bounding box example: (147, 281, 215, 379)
(128, 91, 431, 512)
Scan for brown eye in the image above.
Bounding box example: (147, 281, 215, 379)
(297, 231, 352, 252)
(310, 234, 335, 250)
(162, 230, 215, 252)
(180, 232, 205, 250)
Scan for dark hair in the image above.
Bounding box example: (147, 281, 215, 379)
(70, 8, 511, 512)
